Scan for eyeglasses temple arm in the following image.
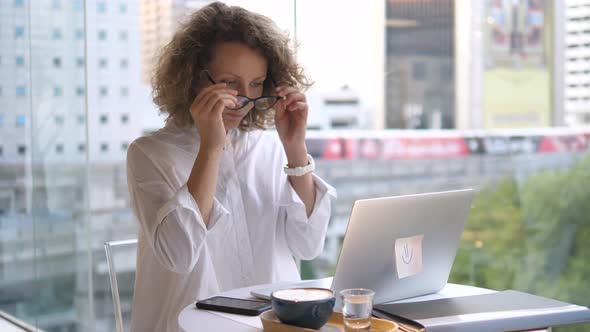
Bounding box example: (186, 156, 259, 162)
(268, 73, 279, 87)
(202, 70, 217, 85)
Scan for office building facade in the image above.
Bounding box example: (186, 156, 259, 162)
(384, 0, 455, 129)
(139, 0, 212, 84)
(564, 0, 590, 125)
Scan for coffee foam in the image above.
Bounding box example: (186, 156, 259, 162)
(273, 288, 333, 302)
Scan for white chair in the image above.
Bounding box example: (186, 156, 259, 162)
(104, 239, 138, 332)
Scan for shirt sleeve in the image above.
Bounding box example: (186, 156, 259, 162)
(127, 142, 229, 273)
(278, 173, 337, 260)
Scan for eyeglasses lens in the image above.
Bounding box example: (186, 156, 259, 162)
(254, 97, 278, 111)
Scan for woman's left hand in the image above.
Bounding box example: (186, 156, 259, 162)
(274, 86, 309, 157)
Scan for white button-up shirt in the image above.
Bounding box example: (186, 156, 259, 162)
(126, 124, 336, 332)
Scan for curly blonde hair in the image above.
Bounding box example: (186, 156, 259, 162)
(152, 2, 311, 130)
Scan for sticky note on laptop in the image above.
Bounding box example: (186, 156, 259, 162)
(395, 235, 424, 279)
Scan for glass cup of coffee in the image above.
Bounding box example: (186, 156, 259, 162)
(340, 288, 375, 330)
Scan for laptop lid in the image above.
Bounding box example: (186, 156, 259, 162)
(331, 189, 475, 306)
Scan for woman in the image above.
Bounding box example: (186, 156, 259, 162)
(126, 2, 336, 331)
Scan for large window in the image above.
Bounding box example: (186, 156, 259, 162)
(2, 0, 589, 331)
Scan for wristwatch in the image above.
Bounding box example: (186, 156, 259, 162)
(284, 154, 315, 176)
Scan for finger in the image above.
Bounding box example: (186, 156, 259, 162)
(202, 88, 239, 103)
(212, 98, 235, 116)
(199, 91, 238, 113)
(275, 86, 299, 97)
(287, 101, 308, 113)
(201, 83, 231, 95)
(193, 85, 237, 107)
(274, 98, 288, 118)
(274, 96, 286, 112)
(275, 86, 305, 105)
(284, 92, 306, 107)
(195, 92, 222, 114)
(194, 83, 226, 102)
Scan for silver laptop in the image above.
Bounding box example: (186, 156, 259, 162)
(251, 189, 475, 306)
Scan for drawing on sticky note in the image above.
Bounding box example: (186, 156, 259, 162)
(395, 234, 424, 279)
(401, 243, 413, 264)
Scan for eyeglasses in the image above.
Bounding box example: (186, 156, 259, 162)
(202, 70, 284, 112)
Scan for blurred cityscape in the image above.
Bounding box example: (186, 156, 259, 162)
(1, 0, 589, 331)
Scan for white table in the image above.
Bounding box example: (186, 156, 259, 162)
(178, 277, 509, 332)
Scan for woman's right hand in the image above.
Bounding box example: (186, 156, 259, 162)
(190, 83, 238, 150)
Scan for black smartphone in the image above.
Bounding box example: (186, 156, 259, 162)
(196, 296, 271, 316)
